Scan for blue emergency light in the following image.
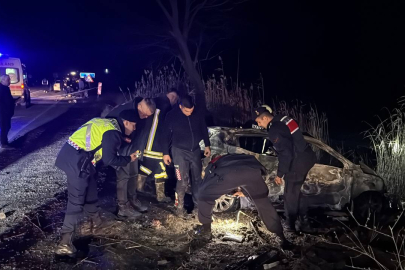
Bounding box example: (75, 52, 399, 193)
(0, 53, 2, 57)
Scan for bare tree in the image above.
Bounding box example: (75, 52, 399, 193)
(156, 0, 247, 110)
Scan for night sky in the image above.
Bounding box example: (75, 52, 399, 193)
(1, 0, 404, 139)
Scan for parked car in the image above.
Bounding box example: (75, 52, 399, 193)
(201, 127, 385, 214)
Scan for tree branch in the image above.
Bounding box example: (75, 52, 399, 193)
(170, 0, 180, 29)
(194, 33, 203, 66)
(186, 0, 208, 38)
(199, 37, 226, 61)
(157, 0, 175, 28)
(183, 0, 191, 38)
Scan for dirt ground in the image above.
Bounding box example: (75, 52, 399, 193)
(0, 99, 401, 270)
(0, 164, 326, 270)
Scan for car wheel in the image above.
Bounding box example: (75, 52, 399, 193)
(213, 195, 240, 213)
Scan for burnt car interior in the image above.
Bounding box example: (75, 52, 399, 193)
(238, 135, 344, 168)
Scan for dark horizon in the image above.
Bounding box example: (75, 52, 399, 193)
(1, 0, 404, 139)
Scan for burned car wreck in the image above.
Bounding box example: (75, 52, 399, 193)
(200, 127, 385, 214)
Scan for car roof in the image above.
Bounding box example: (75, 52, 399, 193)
(208, 126, 354, 168)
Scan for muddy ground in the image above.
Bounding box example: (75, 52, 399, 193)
(0, 165, 326, 270)
(0, 99, 402, 270)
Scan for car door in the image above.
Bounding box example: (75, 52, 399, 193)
(301, 138, 353, 210)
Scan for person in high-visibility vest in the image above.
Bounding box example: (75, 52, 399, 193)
(54, 110, 140, 257)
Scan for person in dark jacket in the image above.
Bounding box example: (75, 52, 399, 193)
(255, 107, 316, 232)
(195, 154, 294, 250)
(137, 90, 179, 202)
(106, 98, 156, 219)
(163, 95, 211, 216)
(54, 110, 140, 256)
(0, 75, 15, 149)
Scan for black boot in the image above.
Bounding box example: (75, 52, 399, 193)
(55, 232, 76, 256)
(298, 215, 316, 233)
(92, 213, 119, 235)
(284, 218, 297, 232)
(129, 197, 148, 213)
(117, 202, 142, 221)
(194, 223, 212, 240)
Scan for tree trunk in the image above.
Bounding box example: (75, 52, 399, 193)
(172, 28, 207, 111)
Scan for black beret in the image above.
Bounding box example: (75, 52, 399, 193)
(119, 110, 138, 122)
(254, 107, 268, 116)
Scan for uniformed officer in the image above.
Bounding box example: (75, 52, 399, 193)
(195, 154, 294, 250)
(106, 98, 156, 219)
(55, 110, 140, 256)
(138, 90, 179, 202)
(255, 106, 316, 232)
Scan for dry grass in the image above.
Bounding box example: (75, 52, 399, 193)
(127, 63, 254, 126)
(365, 104, 405, 198)
(126, 62, 329, 133)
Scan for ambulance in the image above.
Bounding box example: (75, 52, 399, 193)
(0, 54, 31, 107)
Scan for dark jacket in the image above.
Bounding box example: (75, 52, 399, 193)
(162, 106, 210, 155)
(202, 154, 266, 183)
(137, 95, 172, 153)
(106, 97, 145, 156)
(101, 129, 131, 167)
(267, 115, 311, 178)
(0, 84, 15, 118)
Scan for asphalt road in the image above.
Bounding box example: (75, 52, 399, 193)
(6, 87, 95, 146)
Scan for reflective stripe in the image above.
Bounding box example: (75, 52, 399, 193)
(154, 172, 168, 179)
(144, 150, 163, 157)
(146, 109, 160, 151)
(109, 119, 121, 132)
(143, 153, 163, 160)
(140, 165, 152, 175)
(159, 162, 166, 171)
(85, 123, 93, 151)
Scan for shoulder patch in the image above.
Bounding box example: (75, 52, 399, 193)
(280, 116, 299, 134)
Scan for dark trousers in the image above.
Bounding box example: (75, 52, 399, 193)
(139, 156, 168, 183)
(116, 160, 138, 204)
(172, 147, 202, 206)
(197, 168, 284, 238)
(0, 115, 11, 145)
(284, 148, 316, 226)
(61, 171, 99, 234)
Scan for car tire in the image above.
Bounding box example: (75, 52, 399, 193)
(213, 195, 240, 213)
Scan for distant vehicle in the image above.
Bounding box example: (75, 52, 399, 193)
(42, 78, 49, 86)
(0, 54, 31, 107)
(53, 80, 62, 91)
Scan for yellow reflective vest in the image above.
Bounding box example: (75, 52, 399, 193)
(69, 118, 121, 164)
